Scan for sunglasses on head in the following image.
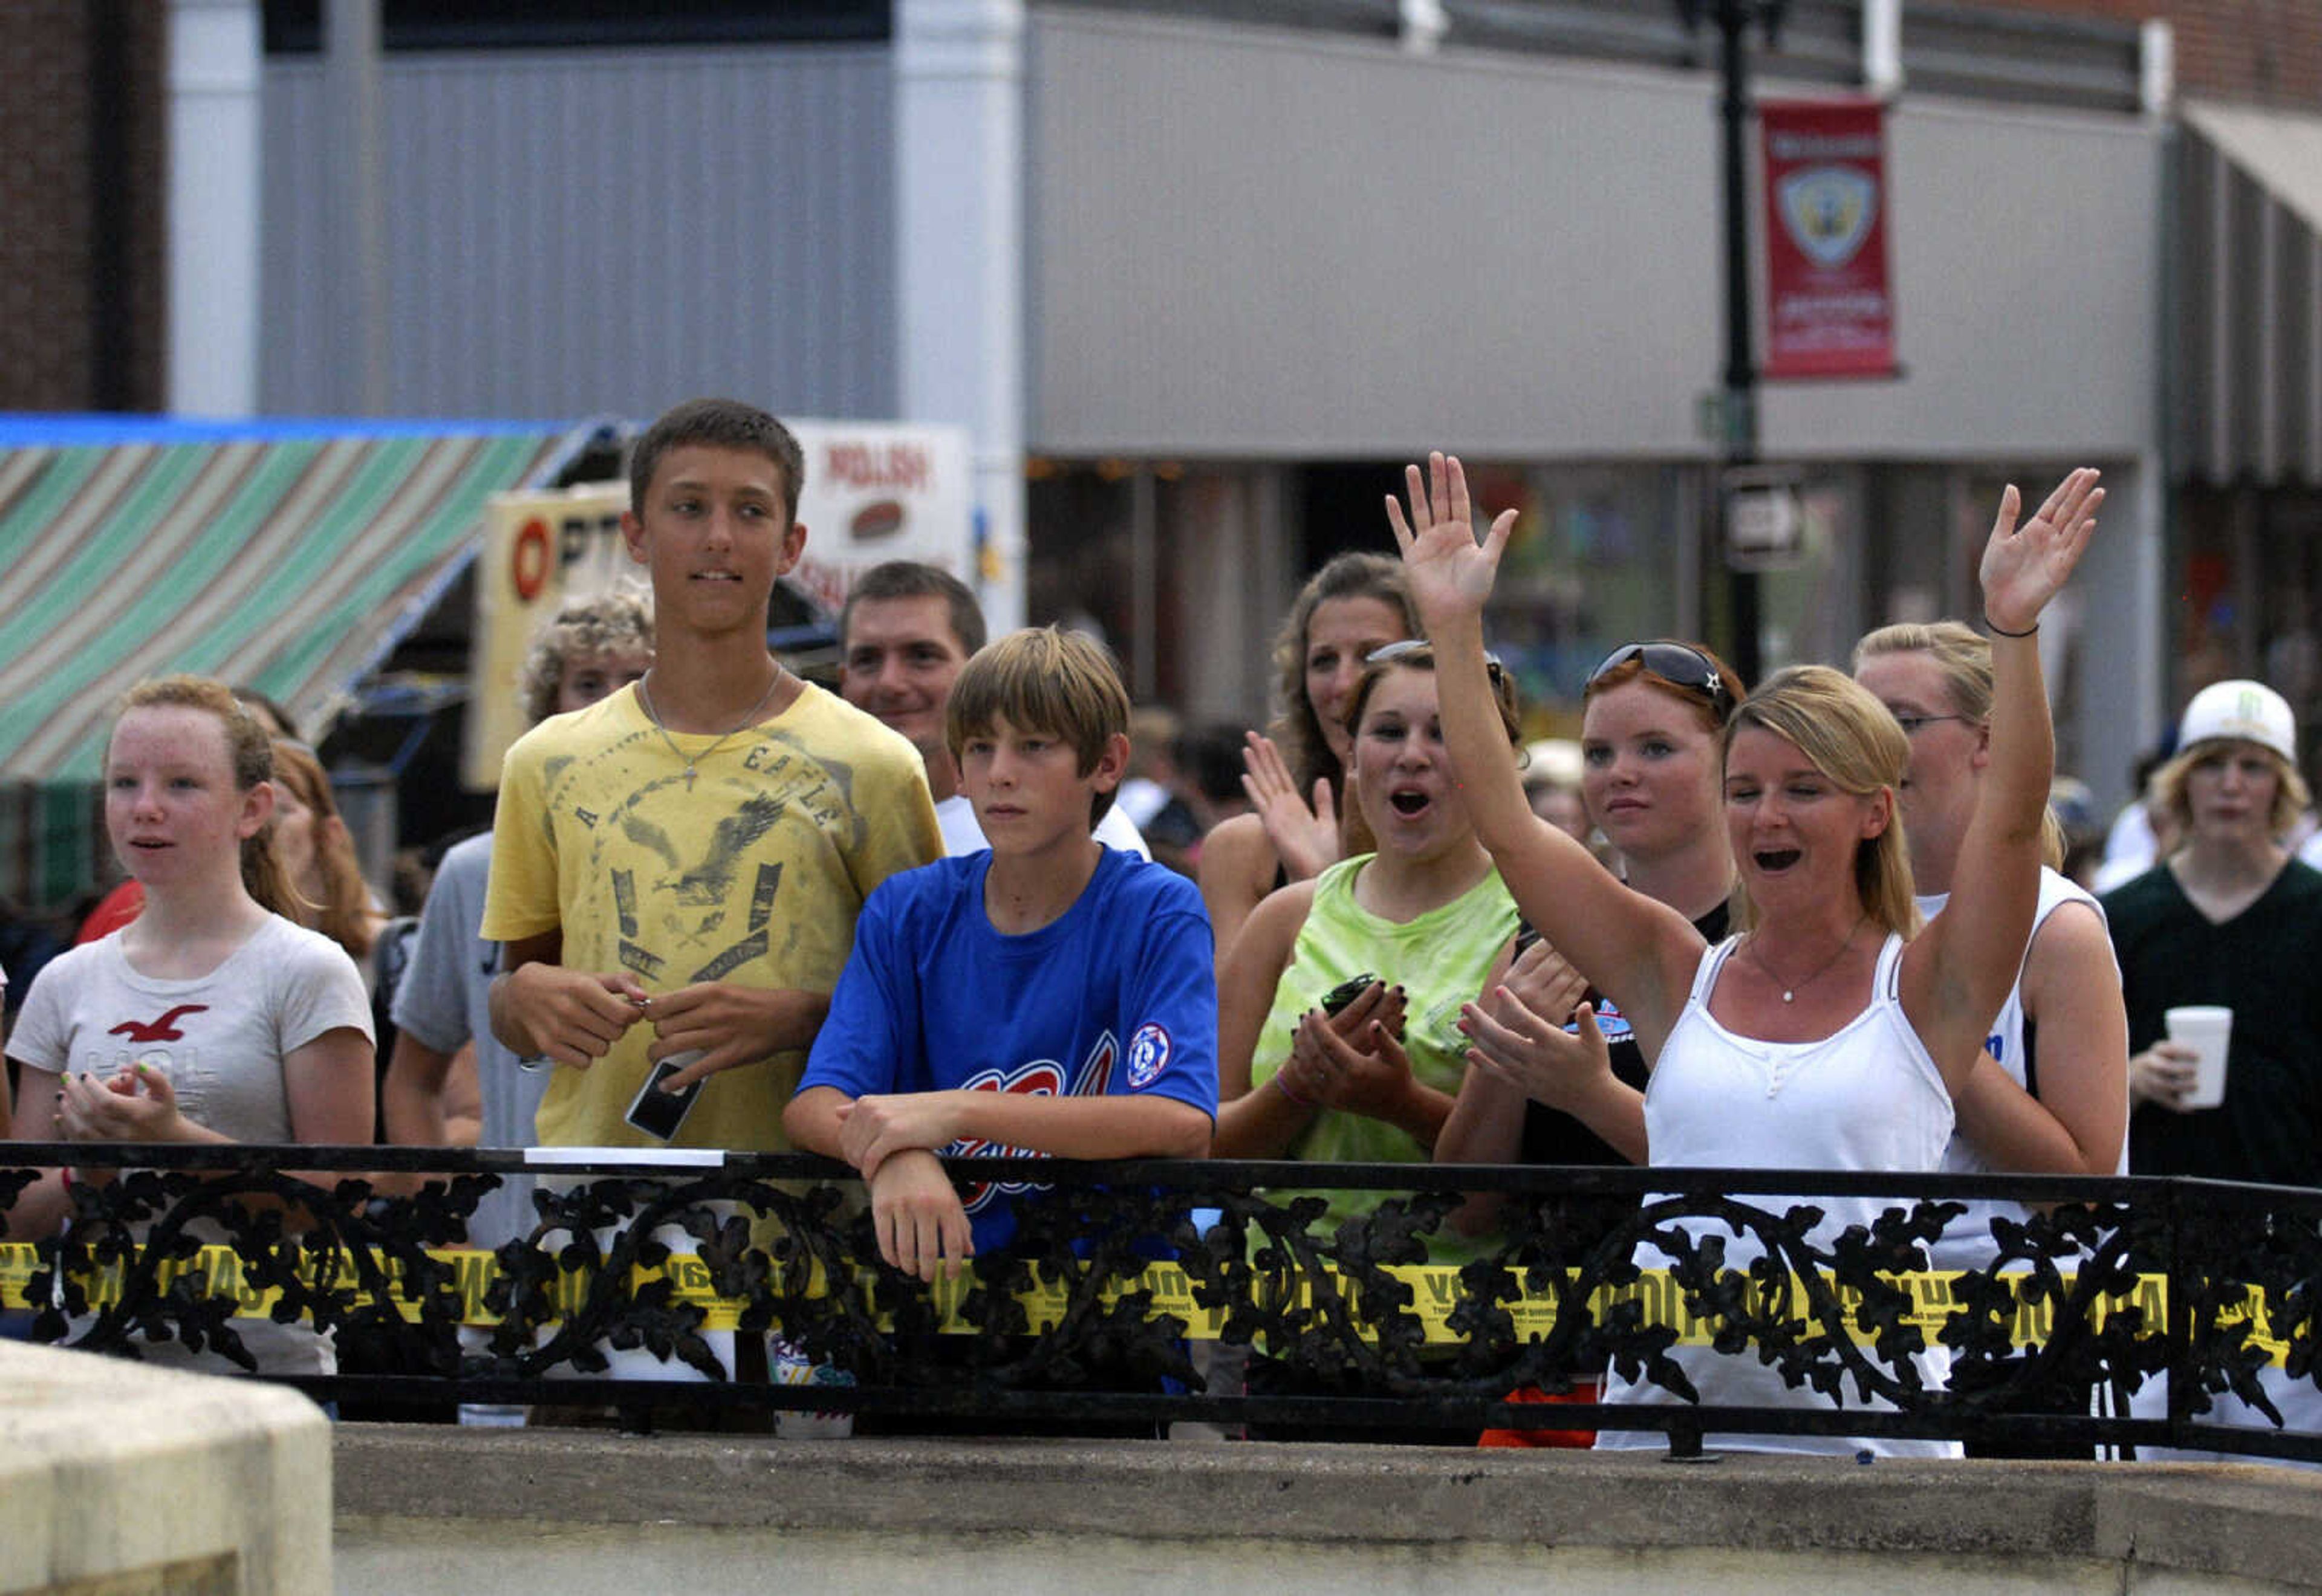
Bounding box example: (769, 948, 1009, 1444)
(1367, 638, 1507, 684)
(1586, 641, 1734, 721)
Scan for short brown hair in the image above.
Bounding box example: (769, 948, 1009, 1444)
(628, 398, 805, 527)
(946, 627, 1131, 825)
(841, 560, 985, 657)
(1343, 639, 1523, 750)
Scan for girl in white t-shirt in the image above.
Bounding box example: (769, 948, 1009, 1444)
(7, 676, 373, 1372)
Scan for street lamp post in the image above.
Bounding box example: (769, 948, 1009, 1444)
(1679, 0, 1787, 687)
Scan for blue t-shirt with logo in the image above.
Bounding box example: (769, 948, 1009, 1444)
(798, 846, 1219, 1253)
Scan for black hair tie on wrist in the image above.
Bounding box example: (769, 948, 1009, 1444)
(1985, 613, 2039, 638)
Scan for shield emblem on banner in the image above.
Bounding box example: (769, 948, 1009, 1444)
(1777, 165, 1878, 269)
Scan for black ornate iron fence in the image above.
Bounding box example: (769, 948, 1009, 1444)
(2, 1143, 2317, 1460)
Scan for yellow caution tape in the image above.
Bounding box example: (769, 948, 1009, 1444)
(1, 1241, 2284, 1363)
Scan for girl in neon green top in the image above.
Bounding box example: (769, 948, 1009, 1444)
(1215, 641, 1523, 1189)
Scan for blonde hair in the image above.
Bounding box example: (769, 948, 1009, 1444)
(112, 676, 299, 919)
(268, 739, 379, 960)
(518, 585, 655, 725)
(1853, 620, 2066, 871)
(946, 627, 1131, 825)
(1724, 664, 1920, 938)
(2154, 739, 2311, 840)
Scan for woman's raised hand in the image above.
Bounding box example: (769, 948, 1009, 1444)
(1980, 467, 2102, 636)
(1385, 451, 1517, 632)
(1241, 731, 1342, 882)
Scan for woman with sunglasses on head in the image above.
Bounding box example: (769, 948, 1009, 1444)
(1212, 640, 1524, 1180)
(1198, 554, 1419, 965)
(1439, 641, 1744, 1183)
(1435, 639, 1743, 1450)
(1393, 452, 2101, 1457)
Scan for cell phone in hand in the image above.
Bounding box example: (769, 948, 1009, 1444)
(1319, 972, 1380, 1017)
(624, 1051, 707, 1142)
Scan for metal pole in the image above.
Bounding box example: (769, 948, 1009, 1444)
(1130, 464, 1158, 702)
(87, 0, 132, 410)
(325, 0, 388, 415)
(1714, 0, 1764, 686)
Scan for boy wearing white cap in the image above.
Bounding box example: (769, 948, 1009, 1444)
(2100, 678, 2322, 1185)
(2102, 679, 2322, 1460)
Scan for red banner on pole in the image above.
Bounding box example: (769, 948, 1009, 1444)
(1760, 99, 1897, 380)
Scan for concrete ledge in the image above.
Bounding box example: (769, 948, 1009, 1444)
(1, 1341, 330, 1595)
(335, 1427, 2322, 1593)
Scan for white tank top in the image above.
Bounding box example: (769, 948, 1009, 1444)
(1596, 930, 1960, 1458)
(1917, 866, 2125, 1273)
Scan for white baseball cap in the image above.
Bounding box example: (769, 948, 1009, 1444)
(2177, 680, 2297, 764)
(1523, 738, 1584, 790)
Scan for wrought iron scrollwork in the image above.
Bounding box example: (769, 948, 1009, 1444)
(2, 1143, 2318, 1459)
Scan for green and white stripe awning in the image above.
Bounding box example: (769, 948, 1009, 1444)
(0, 417, 579, 906)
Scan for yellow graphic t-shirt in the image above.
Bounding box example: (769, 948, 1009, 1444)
(482, 680, 941, 1150)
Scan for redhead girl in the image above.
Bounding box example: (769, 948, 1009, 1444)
(1439, 640, 1744, 1176)
(8, 676, 374, 1375)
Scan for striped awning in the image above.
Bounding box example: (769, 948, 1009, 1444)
(2176, 101, 2322, 485)
(0, 416, 581, 905)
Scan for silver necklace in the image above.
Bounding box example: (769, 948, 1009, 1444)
(635, 668, 782, 792)
(1743, 915, 1866, 1004)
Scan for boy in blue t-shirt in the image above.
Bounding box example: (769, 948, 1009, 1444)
(785, 626, 1217, 1280)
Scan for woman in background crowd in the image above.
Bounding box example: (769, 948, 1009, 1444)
(1855, 620, 2129, 1458)
(1435, 638, 1742, 1450)
(1198, 554, 1417, 961)
(2107, 680, 2322, 1186)
(1852, 622, 2127, 1222)
(269, 738, 389, 982)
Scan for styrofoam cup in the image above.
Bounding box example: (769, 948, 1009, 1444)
(2165, 1005, 2233, 1110)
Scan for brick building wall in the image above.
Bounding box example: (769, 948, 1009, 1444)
(1968, 0, 2322, 108)
(0, 1, 167, 412)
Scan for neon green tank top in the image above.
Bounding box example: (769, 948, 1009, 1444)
(1252, 855, 1518, 1205)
